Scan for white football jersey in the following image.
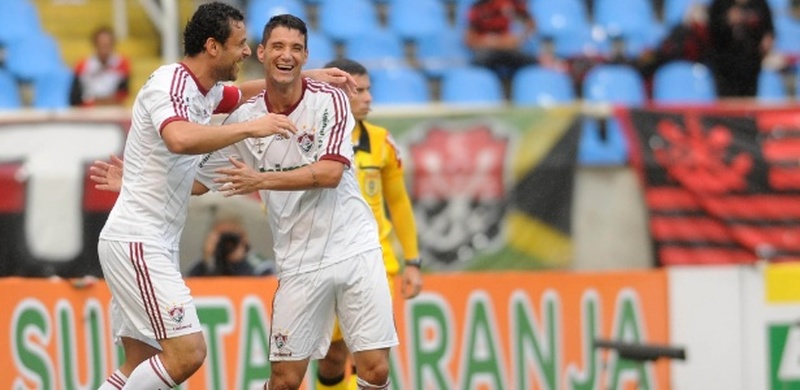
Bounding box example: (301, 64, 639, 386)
(100, 63, 240, 249)
(195, 78, 380, 278)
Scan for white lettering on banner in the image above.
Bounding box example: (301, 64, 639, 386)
(0, 123, 124, 260)
(779, 327, 800, 380)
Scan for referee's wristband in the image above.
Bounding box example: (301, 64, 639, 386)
(404, 258, 422, 268)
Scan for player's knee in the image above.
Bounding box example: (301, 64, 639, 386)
(162, 335, 207, 377)
(356, 360, 389, 385)
(270, 365, 305, 390)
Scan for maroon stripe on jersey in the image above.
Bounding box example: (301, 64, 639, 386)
(148, 357, 173, 387)
(176, 70, 190, 119)
(107, 373, 125, 389)
(137, 243, 167, 339)
(306, 80, 348, 157)
(170, 68, 189, 120)
(169, 67, 182, 118)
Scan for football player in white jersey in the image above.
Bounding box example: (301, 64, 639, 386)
(93, 3, 355, 390)
(195, 15, 398, 390)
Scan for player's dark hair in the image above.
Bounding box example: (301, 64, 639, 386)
(183, 1, 245, 57)
(92, 26, 115, 45)
(261, 14, 308, 48)
(324, 58, 368, 76)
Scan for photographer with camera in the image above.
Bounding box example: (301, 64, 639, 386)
(186, 217, 271, 277)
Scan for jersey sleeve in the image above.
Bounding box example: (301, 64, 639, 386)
(381, 131, 420, 260)
(145, 69, 191, 135)
(213, 85, 241, 114)
(318, 87, 356, 167)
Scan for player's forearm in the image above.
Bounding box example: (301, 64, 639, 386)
(162, 121, 260, 155)
(238, 79, 266, 102)
(258, 160, 344, 191)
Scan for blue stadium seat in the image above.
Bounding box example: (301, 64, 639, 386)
(663, 0, 712, 27)
(370, 67, 430, 105)
(653, 61, 716, 103)
(758, 69, 788, 102)
(416, 27, 472, 78)
(530, 0, 590, 40)
(440, 66, 504, 105)
(306, 31, 335, 69)
(0, 69, 21, 109)
(774, 15, 800, 57)
(5, 32, 64, 82)
(594, 0, 661, 56)
(579, 117, 628, 166)
(320, 0, 379, 43)
(32, 66, 73, 109)
(511, 65, 575, 106)
(388, 0, 448, 44)
(344, 28, 406, 69)
(582, 64, 646, 106)
(0, 0, 42, 47)
(245, 0, 307, 42)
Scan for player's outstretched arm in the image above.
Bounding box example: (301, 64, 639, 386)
(214, 157, 344, 196)
(161, 113, 297, 155)
(238, 68, 357, 102)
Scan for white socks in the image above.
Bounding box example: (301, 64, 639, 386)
(356, 377, 390, 390)
(98, 369, 128, 389)
(121, 356, 177, 389)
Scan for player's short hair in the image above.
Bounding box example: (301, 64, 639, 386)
(324, 58, 368, 76)
(183, 1, 245, 57)
(261, 14, 308, 48)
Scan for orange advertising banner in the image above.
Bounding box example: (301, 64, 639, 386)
(1, 270, 670, 389)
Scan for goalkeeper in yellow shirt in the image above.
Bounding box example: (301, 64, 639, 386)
(316, 59, 423, 390)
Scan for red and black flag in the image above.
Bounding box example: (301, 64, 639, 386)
(618, 106, 800, 265)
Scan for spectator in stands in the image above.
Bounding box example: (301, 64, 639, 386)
(464, 0, 538, 95)
(707, 0, 774, 97)
(69, 26, 131, 107)
(635, 3, 712, 82)
(186, 216, 274, 277)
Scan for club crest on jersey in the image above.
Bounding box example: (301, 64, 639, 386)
(167, 303, 185, 323)
(363, 169, 380, 197)
(297, 133, 315, 153)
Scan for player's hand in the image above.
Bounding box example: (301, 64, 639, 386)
(214, 157, 265, 197)
(89, 154, 123, 192)
(249, 113, 297, 139)
(303, 67, 357, 96)
(401, 263, 423, 299)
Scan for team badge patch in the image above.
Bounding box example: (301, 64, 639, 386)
(297, 133, 315, 154)
(272, 331, 288, 350)
(363, 170, 380, 197)
(167, 304, 184, 323)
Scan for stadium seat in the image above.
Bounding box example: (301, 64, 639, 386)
(5, 32, 65, 82)
(388, 0, 448, 44)
(758, 69, 788, 102)
(652, 61, 716, 103)
(663, 0, 712, 27)
(582, 64, 646, 106)
(0, 69, 21, 109)
(0, 0, 42, 48)
(511, 65, 575, 106)
(416, 27, 472, 78)
(344, 28, 406, 69)
(440, 66, 504, 105)
(773, 15, 800, 57)
(319, 0, 379, 43)
(306, 31, 335, 70)
(578, 117, 628, 165)
(530, 0, 590, 41)
(370, 67, 430, 105)
(32, 66, 73, 109)
(245, 0, 307, 42)
(594, 0, 661, 56)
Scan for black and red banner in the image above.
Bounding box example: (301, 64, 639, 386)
(618, 105, 800, 265)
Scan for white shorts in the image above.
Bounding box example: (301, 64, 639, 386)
(269, 248, 398, 361)
(98, 239, 201, 349)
